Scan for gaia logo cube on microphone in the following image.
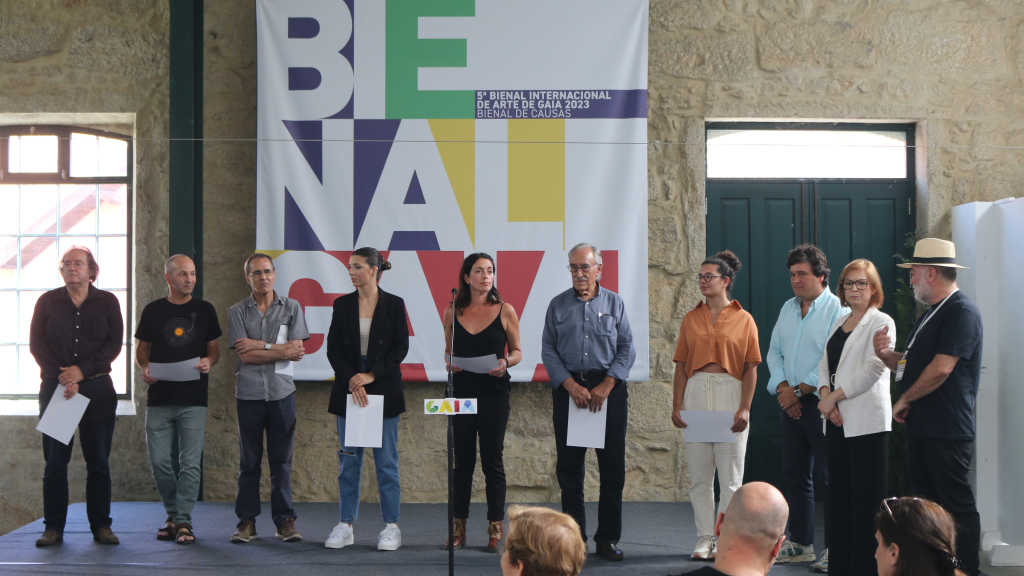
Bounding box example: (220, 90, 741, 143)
(424, 398, 478, 415)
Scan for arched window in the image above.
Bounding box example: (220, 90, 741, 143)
(0, 126, 133, 399)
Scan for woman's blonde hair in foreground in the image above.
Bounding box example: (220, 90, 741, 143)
(505, 505, 586, 576)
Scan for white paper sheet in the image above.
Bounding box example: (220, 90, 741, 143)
(344, 394, 385, 448)
(567, 403, 608, 449)
(450, 354, 500, 374)
(148, 357, 201, 382)
(678, 411, 737, 443)
(37, 385, 91, 445)
(275, 324, 293, 376)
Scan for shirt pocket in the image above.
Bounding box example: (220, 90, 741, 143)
(598, 313, 617, 336)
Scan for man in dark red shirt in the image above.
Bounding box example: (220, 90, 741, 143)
(30, 246, 123, 547)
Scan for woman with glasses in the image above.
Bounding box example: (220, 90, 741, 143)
(442, 253, 522, 552)
(876, 497, 966, 576)
(816, 259, 896, 576)
(324, 247, 409, 551)
(671, 250, 761, 560)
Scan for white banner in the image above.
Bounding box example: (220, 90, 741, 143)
(256, 0, 649, 382)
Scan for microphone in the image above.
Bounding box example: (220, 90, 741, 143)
(451, 288, 457, 295)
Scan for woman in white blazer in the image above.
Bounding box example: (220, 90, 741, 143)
(815, 259, 895, 576)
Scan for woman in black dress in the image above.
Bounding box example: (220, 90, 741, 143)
(442, 253, 522, 552)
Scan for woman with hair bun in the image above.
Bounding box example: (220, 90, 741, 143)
(442, 253, 522, 552)
(875, 497, 967, 576)
(671, 250, 761, 560)
(324, 247, 409, 551)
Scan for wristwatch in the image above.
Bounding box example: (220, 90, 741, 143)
(792, 387, 804, 398)
(264, 342, 272, 350)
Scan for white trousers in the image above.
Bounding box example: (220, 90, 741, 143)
(683, 371, 750, 536)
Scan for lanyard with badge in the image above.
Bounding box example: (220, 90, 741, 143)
(895, 290, 957, 382)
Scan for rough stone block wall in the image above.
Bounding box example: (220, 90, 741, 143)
(3, 0, 1024, 538)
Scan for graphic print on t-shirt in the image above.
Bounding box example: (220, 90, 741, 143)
(164, 312, 197, 346)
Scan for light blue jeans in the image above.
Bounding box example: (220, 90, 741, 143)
(337, 414, 401, 524)
(146, 405, 207, 525)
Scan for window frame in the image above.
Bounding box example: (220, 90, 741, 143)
(705, 121, 916, 182)
(0, 125, 134, 400)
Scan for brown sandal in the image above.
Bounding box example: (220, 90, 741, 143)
(174, 523, 195, 545)
(156, 518, 175, 541)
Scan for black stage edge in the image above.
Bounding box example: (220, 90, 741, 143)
(0, 501, 831, 576)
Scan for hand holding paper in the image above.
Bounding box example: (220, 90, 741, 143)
(148, 358, 202, 382)
(678, 411, 737, 443)
(567, 403, 607, 449)
(37, 385, 90, 445)
(344, 394, 384, 448)
(449, 355, 500, 374)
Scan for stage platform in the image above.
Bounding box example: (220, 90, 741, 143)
(0, 501, 1018, 575)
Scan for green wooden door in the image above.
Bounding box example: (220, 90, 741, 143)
(706, 179, 913, 492)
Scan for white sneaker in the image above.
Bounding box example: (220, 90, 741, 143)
(325, 523, 354, 549)
(378, 523, 401, 551)
(692, 535, 716, 560)
(813, 548, 829, 572)
(777, 540, 816, 563)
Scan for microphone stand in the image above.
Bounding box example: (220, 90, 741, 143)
(446, 287, 457, 576)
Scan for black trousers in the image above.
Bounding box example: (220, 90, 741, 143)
(453, 391, 510, 521)
(39, 376, 118, 534)
(552, 377, 627, 545)
(826, 423, 888, 576)
(780, 394, 830, 547)
(235, 393, 297, 526)
(907, 435, 981, 576)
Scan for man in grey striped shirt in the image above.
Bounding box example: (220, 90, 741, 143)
(226, 253, 309, 544)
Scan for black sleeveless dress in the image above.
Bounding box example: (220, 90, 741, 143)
(453, 305, 511, 397)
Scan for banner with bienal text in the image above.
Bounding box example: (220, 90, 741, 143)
(256, 0, 649, 382)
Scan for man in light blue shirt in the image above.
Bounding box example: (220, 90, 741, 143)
(766, 245, 847, 570)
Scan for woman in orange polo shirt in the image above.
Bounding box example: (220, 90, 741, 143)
(671, 250, 761, 560)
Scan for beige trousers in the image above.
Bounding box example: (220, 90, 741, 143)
(683, 371, 749, 536)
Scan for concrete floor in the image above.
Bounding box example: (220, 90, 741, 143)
(0, 501, 1020, 576)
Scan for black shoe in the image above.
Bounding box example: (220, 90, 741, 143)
(597, 543, 624, 561)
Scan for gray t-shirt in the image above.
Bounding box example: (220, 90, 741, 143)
(227, 292, 310, 401)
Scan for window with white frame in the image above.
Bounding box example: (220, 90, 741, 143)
(0, 126, 132, 398)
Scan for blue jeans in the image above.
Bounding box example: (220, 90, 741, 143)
(781, 395, 830, 547)
(336, 414, 401, 524)
(146, 405, 207, 525)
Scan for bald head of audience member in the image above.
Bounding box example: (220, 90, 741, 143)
(713, 482, 789, 576)
(164, 254, 197, 301)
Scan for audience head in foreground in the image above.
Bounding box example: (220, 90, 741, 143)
(876, 497, 966, 576)
(501, 505, 586, 576)
(677, 481, 789, 576)
(712, 482, 789, 576)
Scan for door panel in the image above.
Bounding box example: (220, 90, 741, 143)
(706, 181, 804, 494)
(706, 179, 913, 492)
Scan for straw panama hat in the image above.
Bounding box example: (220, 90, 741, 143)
(896, 238, 969, 269)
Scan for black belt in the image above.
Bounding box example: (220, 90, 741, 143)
(572, 370, 607, 383)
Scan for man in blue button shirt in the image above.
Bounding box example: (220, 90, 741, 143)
(542, 243, 635, 562)
(766, 245, 847, 570)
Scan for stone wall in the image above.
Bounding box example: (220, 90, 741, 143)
(3, 0, 1024, 538)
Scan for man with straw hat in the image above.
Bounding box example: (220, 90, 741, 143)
(872, 238, 983, 576)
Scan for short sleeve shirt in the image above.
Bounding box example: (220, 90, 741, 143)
(227, 292, 310, 401)
(900, 290, 983, 440)
(134, 297, 222, 407)
(674, 300, 761, 381)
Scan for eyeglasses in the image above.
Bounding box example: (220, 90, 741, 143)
(61, 260, 89, 269)
(880, 496, 924, 525)
(568, 264, 593, 273)
(696, 273, 723, 283)
(842, 279, 870, 291)
(248, 269, 275, 278)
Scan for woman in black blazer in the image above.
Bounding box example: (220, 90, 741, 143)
(324, 247, 409, 551)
